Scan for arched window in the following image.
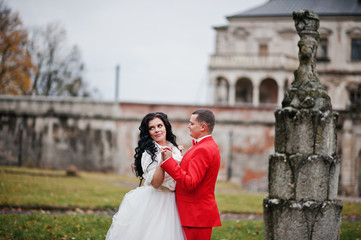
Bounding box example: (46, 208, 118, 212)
(259, 78, 278, 104)
(215, 77, 229, 104)
(235, 78, 253, 103)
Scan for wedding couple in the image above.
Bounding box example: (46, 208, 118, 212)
(106, 109, 221, 240)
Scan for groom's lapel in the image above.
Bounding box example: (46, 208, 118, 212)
(181, 144, 197, 163)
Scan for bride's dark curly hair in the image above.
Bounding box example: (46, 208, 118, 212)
(133, 112, 178, 179)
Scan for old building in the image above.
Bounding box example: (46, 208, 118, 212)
(209, 0, 361, 195)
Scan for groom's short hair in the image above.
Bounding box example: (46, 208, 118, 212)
(192, 109, 215, 133)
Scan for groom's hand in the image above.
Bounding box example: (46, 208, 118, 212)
(161, 146, 172, 162)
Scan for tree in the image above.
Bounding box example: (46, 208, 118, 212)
(0, 1, 93, 98)
(0, 0, 35, 95)
(27, 22, 91, 97)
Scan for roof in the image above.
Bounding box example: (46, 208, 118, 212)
(228, 0, 361, 18)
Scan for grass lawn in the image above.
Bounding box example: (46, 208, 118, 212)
(0, 214, 111, 239)
(0, 215, 359, 240)
(1, 166, 361, 239)
(2, 166, 360, 216)
(0, 166, 137, 208)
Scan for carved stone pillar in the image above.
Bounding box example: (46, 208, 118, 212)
(263, 10, 342, 240)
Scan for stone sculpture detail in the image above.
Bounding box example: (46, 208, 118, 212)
(263, 10, 342, 240)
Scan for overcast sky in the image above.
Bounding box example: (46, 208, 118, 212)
(8, 0, 267, 104)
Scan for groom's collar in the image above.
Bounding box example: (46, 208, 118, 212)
(193, 135, 211, 144)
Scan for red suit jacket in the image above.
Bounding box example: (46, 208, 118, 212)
(161, 136, 221, 227)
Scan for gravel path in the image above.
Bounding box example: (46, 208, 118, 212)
(1, 203, 360, 222)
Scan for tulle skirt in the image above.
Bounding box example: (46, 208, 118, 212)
(106, 186, 185, 240)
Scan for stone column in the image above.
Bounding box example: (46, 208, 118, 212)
(229, 81, 236, 106)
(340, 119, 355, 194)
(263, 10, 342, 240)
(277, 84, 284, 106)
(253, 83, 260, 107)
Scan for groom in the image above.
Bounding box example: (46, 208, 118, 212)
(161, 109, 221, 240)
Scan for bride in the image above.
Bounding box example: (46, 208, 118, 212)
(106, 112, 185, 240)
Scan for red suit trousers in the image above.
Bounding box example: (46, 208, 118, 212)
(183, 226, 212, 240)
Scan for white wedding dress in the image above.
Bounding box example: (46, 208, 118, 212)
(106, 142, 185, 240)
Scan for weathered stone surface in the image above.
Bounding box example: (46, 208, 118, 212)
(268, 153, 294, 199)
(274, 109, 286, 153)
(285, 109, 314, 155)
(315, 111, 338, 155)
(275, 109, 338, 156)
(264, 198, 308, 240)
(282, 10, 332, 112)
(283, 87, 332, 112)
(288, 152, 304, 173)
(264, 198, 342, 240)
(312, 201, 343, 240)
(265, 9, 341, 240)
(328, 156, 341, 200)
(295, 155, 329, 201)
(287, 154, 339, 201)
(269, 153, 340, 201)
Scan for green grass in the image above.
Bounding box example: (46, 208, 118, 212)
(340, 221, 361, 240)
(216, 193, 266, 213)
(342, 201, 361, 217)
(0, 215, 359, 240)
(212, 219, 264, 240)
(215, 181, 267, 213)
(215, 192, 361, 216)
(0, 214, 111, 240)
(0, 167, 136, 208)
(1, 167, 266, 213)
(1, 166, 361, 217)
(1, 166, 361, 240)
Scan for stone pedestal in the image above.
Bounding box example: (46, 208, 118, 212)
(264, 199, 342, 240)
(263, 10, 342, 240)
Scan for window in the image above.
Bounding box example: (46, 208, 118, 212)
(235, 78, 253, 103)
(316, 37, 329, 61)
(215, 77, 229, 104)
(259, 78, 278, 104)
(316, 28, 332, 62)
(349, 85, 361, 104)
(351, 38, 361, 61)
(347, 27, 361, 61)
(259, 44, 268, 57)
(347, 84, 361, 110)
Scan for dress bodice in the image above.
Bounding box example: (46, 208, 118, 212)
(141, 142, 182, 191)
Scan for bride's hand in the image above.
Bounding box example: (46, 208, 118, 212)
(161, 146, 172, 161)
(178, 145, 184, 154)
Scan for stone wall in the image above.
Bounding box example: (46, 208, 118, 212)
(1, 95, 360, 195)
(0, 95, 275, 191)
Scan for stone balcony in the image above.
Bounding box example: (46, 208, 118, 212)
(209, 54, 299, 71)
